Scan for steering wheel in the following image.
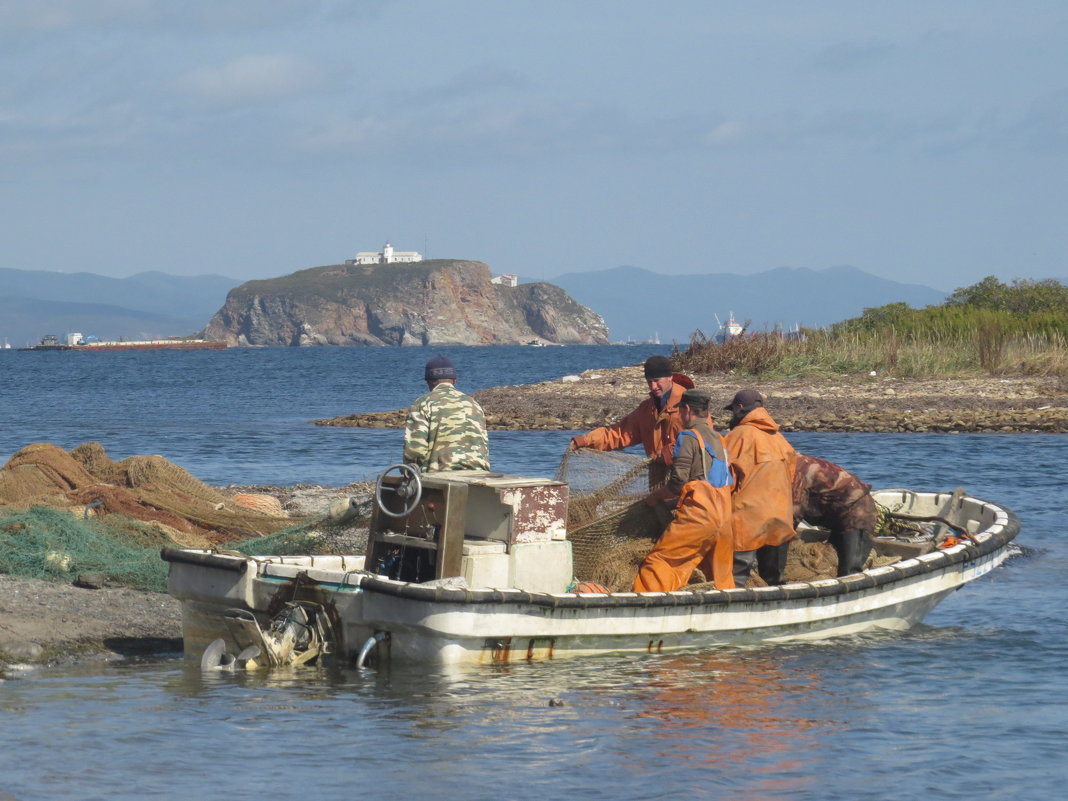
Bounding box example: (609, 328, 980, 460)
(375, 463, 423, 518)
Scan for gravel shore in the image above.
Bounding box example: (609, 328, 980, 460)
(316, 367, 1068, 433)
(0, 573, 183, 672)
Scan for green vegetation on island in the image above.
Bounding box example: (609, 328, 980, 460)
(675, 276, 1068, 378)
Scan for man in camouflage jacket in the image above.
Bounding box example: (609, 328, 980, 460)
(403, 355, 490, 472)
(792, 453, 876, 576)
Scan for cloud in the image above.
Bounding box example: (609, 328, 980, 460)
(811, 39, 897, 71)
(174, 54, 324, 104)
(1006, 87, 1068, 153)
(702, 120, 746, 145)
(403, 64, 530, 104)
(0, 0, 147, 31)
(299, 98, 631, 161)
(0, 0, 386, 33)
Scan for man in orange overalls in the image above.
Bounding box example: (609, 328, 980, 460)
(570, 355, 690, 489)
(723, 389, 797, 586)
(633, 389, 734, 592)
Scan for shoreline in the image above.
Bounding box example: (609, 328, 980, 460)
(316, 367, 1068, 433)
(0, 483, 367, 674)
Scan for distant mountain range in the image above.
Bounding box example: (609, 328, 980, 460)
(542, 265, 948, 343)
(0, 268, 240, 346)
(1, 263, 949, 347)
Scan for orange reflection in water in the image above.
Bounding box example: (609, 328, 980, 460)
(626, 648, 829, 796)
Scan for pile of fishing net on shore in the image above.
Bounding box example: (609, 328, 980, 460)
(0, 442, 358, 591)
(558, 447, 904, 592)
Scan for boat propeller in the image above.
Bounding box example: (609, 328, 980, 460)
(200, 639, 262, 671)
(199, 602, 335, 671)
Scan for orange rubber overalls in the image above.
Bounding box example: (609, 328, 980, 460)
(633, 427, 735, 592)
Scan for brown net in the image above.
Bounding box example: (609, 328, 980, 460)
(555, 448, 900, 592)
(557, 448, 666, 591)
(0, 442, 299, 546)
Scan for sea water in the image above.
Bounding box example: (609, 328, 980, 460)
(0, 346, 1065, 801)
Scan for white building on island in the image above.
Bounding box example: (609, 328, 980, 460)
(490, 274, 518, 287)
(347, 242, 423, 265)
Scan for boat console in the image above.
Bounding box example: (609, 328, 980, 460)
(368, 467, 572, 593)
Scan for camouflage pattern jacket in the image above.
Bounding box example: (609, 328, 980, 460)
(403, 382, 490, 472)
(791, 453, 876, 533)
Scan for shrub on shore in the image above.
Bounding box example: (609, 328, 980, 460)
(673, 276, 1068, 378)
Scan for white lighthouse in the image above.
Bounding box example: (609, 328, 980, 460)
(349, 242, 423, 265)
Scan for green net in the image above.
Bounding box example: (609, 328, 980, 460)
(232, 524, 335, 556)
(0, 506, 170, 592)
(232, 513, 373, 557)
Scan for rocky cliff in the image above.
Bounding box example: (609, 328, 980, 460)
(202, 260, 609, 347)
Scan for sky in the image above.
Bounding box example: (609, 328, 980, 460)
(2, 1, 1066, 293)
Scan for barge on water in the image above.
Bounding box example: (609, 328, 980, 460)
(19, 333, 227, 351)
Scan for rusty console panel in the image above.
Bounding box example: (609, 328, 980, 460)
(367, 471, 568, 584)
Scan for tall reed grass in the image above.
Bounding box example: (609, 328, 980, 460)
(673, 327, 1068, 378)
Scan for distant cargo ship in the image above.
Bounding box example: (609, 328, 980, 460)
(19, 334, 227, 352)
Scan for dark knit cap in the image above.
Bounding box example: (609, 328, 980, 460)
(424, 355, 457, 381)
(680, 388, 711, 410)
(643, 355, 673, 380)
(724, 389, 764, 410)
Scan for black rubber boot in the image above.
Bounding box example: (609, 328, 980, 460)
(756, 543, 789, 585)
(833, 529, 873, 576)
(733, 550, 757, 587)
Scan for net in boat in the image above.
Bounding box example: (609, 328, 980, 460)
(556, 448, 666, 591)
(556, 447, 904, 591)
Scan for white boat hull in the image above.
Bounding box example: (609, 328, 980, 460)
(163, 489, 1019, 667)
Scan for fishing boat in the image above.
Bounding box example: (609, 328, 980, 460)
(162, 467, 1019, 670)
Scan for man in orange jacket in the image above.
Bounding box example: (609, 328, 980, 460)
(633, 389, 734, 592)
(570, 355, 691, 489)
(723, 389, 797, 586)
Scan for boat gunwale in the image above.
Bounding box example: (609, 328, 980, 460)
(160, 502, 1019, 611)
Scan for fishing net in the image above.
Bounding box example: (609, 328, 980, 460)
(232, 488, 377, 557)
(556, 448, 666, 591)
(0, 441, 311, 589)
(556, 447, 901, 591)
(233, 517, 372, 557)
(0, 506, 170, 592)
(0, 442, 298, 543)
